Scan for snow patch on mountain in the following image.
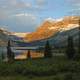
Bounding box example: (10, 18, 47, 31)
(13, 32, 30, 38)
(56, 18, 63, 22)
(45, 17, 55, 23)
(48, 26, 58, 30)
(45, 17, 63, 23)
(0, 27, 11, 35)
(60, 24, 79, 32)
(48, 24, 79, 32)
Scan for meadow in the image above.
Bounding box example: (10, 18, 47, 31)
(0, 56, 80, 80)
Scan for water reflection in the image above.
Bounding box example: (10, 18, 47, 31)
(0, 47, 44, 60)
(15, 51, 44, 60)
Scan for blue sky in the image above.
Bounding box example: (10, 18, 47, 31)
(0, 0, 80, 32)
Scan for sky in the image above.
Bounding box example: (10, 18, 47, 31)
(0, 0, 80, 32)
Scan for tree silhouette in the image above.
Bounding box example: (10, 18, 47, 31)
(27, 50, 31, 59)
(78, 18, 80, 54)
(66, 36, 75, 60)
(44, 40, 52, 58)
(1, 52, 5, 61)
(7, 40, 14, 62)
(76, 18, 80, 60)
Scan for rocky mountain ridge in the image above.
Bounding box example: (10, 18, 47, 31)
(25, 16, 79, 42)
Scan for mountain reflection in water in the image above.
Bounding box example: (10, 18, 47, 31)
(15, 51, 44, 59)
(0, 47, 44, 60)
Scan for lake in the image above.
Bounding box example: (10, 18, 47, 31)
(0, 47, 64, 60)
(0, 47, 44, 60)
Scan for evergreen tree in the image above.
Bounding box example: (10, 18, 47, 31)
(7, 40, 14, 62)
(44, 40, 52, 58)
(27, 50, 31, 59)
(76, 18, 80, 60)
(66, 36, 75, 60)
(1, 52, 5, 61)
(78, 19, 80, 54)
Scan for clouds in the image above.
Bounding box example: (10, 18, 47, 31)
(36, 0, 46, 7)
(15, 13, 36, 20)
(0, 0, 47, 18)
(0, 0, 32, 19)
(13, 1, 32, 9)
(1, 0, 79, 32)
(0, 0, 32, 10)
(0, 10, 8, 20)
(67, 0, 80, 15)
(11, 13, 38, 32)
(35, 0, 49, 10)
(0, 0, 41, 32)
(69, 0, 80, 7)
(13, 13, 37, 25)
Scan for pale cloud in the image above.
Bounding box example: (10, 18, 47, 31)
(0, 9, 9, 20)
(14, 13, 37, 21)
(0, 0, 32, 10)
(11, 13, 38, 32)
(35, 0, 47, 9)
(0, 0, 32, 19)
(0, 0, 46, 32)
(67, 0, 80, 15)
(71, 0, 80, 7)
(69, 0, 80, 3)
(36, 0, 45, 6)
(14, 1, 32, 9)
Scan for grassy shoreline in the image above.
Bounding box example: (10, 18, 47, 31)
(0, 57, 80, 80)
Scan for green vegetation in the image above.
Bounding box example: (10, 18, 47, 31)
(44, 41, 52, 58)
(0, 20, 80, 80)
(7, 40, 14, 62)
(1, 52, 5, 61)
(78, 19, 80, 54)
(27, 50, 31, 59)
(0, 57, 80, 80)
(66, 36, 76, 60)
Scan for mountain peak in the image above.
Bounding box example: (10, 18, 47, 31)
(0, 27, 11, 35)
(45, 17, 63, 23)
(13, 32, 30, 38)
(45, 17, 55, 23)
(25, 16, 80, 42)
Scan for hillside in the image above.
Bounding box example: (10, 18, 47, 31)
(0, 28, 9, 46)
(0, 28, 24, 46)
(25, 16, 79, 42)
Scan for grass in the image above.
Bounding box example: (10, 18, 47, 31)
(0, 56, 80, 80)
(0, 75, 63, 80)
(0, 73, 80, 80)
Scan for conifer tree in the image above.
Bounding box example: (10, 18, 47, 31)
(7, 40, 14, 62)
(78, 19, 80, 54)
(66, 36, 75, 60)
(44, 40, 52, 58)
(1, 52, 5, 61)
(27, 50, 31, 59)
(76, 18, 80, 60)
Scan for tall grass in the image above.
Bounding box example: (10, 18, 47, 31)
(0, 56, 80, 77)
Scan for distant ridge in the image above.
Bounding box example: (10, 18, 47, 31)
(25, 16, 79, 42)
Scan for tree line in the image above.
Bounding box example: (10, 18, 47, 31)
(2, 34, 79, 62)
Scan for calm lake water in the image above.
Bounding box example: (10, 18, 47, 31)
(0, 47, 44, 59)
(0, 47, 64, 60)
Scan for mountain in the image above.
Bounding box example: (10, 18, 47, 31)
(13, 32, 29, 38)
(17, 16, 79, 47)
(0, 28, 25, 46)
(0, 16, 79, 47)
(25, 16, 79, 42)
(17, 27, 79, 47)
(0, 28, 10, 46)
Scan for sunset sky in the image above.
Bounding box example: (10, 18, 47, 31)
(0, 0, 80, 32)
